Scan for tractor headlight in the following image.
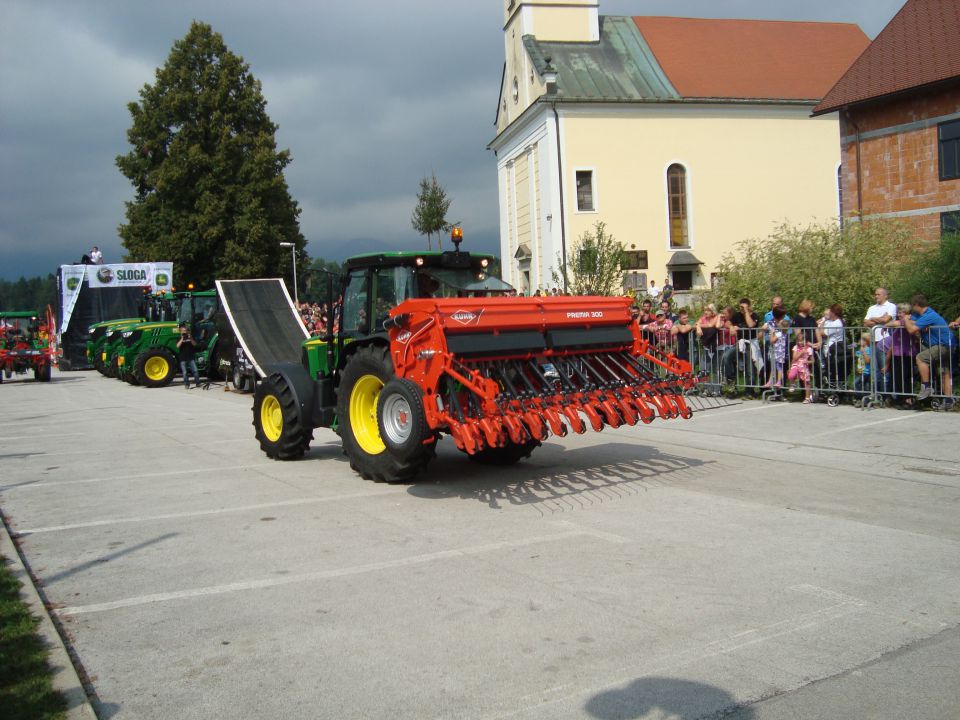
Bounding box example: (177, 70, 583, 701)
(480, 258, 489, 268)
(122, 331, 133, 338)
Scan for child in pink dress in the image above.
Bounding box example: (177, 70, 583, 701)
(788, 336, 815, 403)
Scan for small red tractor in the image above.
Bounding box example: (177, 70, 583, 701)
(0, 307, 57, 383)
(253, 231, 701, 482)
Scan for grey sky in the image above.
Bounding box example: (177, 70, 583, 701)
(0, 0, 904, 280)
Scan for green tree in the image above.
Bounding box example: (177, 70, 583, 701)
(891, 231, 960, 321)
(711, 221, 915, 321)
(551, 221, 625, 296)
(116, 21, 306, 288)
(411, 173, 452, 251)
(0, 274, 57, 311)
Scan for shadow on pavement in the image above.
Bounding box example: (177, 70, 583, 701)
(40, 533, 178, 585)
(407, 443, 712, 511)
(584, 676, 753, 719)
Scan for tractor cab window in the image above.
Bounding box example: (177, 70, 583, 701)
(178, 296, 218, 341)
(418, 269, 514, 298)
(372, 266, 414, 331)
(341, 271, 368, 336)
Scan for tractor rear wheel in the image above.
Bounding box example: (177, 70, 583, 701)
(467, 438, 540, 466)
(253, 373, 312, 459)
(338, 345, 434, 483)
(135, 348, 177, 388)
(34, 361, 52, 382)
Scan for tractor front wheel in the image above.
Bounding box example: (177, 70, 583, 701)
(467, 438, 540, 466)
(338, 345, 434, 483)
(253, 374, 312, 459)
(135, 348, 177, 388)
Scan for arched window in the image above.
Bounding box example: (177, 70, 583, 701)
(667, 164, 689, 248)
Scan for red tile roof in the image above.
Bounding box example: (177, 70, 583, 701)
(814, 0, 960, 114)
(634, 16, 870, 102)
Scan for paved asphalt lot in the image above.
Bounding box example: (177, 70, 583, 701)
(1, 369, 958, 720)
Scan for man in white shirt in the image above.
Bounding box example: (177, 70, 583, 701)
(647, 279, 661, 300)
(89, 246, 103, 264)
(864, 287, 897, 336)
(864, 287, 897, 373)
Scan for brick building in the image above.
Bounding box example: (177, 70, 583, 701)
(813, 0, 960, 240)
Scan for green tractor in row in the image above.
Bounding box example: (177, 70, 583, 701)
(114, 289, 221, 387)
(86, 291, 175, 372)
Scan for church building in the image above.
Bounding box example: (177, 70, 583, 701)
(489, 0, 870, 298)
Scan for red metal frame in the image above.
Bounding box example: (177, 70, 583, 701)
(385, 296, 698, 454)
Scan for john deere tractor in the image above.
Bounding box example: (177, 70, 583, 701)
(252, 229, 700, 483)
(115, 289, 221, 387)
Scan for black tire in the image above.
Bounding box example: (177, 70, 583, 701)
(377, 378, 431, 462)
(134, 347, 177, 388)
(105, 354, 119, 378)
(253, 373, 313, 460)
(34, 361, 52, 382)
(467, 438, 540, 466)
(123, 367, 140, 386)
(205, 342, 221, 380)
(232, 363, 248, 392)
(337, 345, 434, 483)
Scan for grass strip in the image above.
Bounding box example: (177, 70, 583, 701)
(0, 553, 67, 720)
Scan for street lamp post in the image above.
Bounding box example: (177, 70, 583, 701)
(279, 242, 298, 305)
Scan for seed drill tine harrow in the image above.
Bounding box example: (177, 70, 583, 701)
(386, 295, 699, 455)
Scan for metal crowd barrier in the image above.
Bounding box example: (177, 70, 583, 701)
(637, 319, 957, 411)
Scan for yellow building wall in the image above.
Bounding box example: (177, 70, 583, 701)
(559, 106, 841, 288)
(529, 5, 596, 41)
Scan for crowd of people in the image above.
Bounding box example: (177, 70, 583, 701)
(633, 288, 959, 408)
(298, 301, 338, 336)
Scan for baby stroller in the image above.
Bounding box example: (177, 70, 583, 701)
(815, 340, 854, 406)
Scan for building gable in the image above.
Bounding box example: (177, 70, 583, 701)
(815, 0, 960, 114)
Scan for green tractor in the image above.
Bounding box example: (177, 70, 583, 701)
(115, 289, 221, 387)
(251, 235, 512, 482)
(86, 292, 174, 372)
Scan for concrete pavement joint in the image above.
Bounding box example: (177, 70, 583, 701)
(13, 487, 404, 535)
(0, 462, 282, 492)
(55, 527, 620, 616)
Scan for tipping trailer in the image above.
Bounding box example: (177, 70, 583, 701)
(0, 307, 57, 383)
(252, 229, 701, 483)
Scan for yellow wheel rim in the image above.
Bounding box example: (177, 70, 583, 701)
(350, 374, 385, 455)
(260, 395, 283, 443)
(144, 356, 169, 381)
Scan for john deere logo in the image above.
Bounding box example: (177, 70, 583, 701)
(155, 272, 169, 287)
(96, 267, 114, 284)
(66, 277, 80, 291)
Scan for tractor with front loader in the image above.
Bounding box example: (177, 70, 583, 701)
(252, 230, 700, 483)
(0, 307, 57, 383)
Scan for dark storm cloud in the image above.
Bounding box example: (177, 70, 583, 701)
(1, 0, 903, 280)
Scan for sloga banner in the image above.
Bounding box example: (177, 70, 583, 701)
(85, 262, 174, 289)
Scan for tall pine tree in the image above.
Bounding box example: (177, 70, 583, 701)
(116, 22, 305, 287)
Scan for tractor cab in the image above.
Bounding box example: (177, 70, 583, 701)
(340, 231, 511, 340)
